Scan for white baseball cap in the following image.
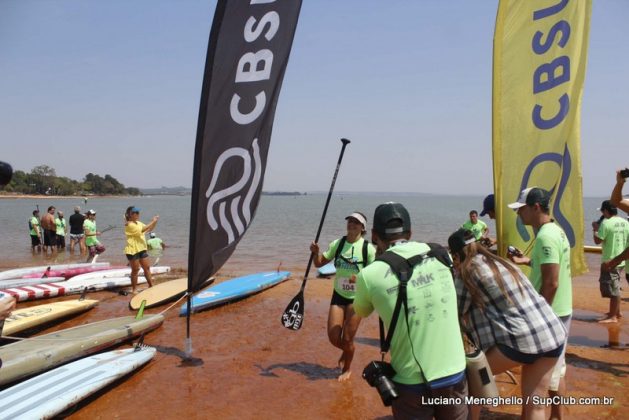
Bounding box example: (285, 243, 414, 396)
(345, 212, 367, 229)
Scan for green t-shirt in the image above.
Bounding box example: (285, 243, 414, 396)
(461, 219, 487, 240)
(530, 222, 572, 317)
(83, 219, 100, 246)
(354, 241, 466, 385)
(323, 237, 376, 299)
(55, 218, 66, 236)
(147, 237, 163, 250)
(29, 216, 40, 236)
(598, 215, 629, 267)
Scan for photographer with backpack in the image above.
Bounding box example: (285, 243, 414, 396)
(353, 203, 468, 419)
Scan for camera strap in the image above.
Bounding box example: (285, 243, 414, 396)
(376, 244, 454, 380)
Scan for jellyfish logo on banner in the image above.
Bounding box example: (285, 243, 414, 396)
(206, 139, 262, 245)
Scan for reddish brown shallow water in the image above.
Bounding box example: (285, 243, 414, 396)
(1, 253, 628, 419)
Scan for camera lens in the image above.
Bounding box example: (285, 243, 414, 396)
(375, 376, 399, 406)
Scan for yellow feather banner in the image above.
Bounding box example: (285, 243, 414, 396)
(493, 0, 591, 276)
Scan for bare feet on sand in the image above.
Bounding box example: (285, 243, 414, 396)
(338, 370, 352, 382)
(598, 316, 618, 324)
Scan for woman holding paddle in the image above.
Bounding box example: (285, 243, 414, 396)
(124, 206, 159, 294)
(310, 212, 376, 381)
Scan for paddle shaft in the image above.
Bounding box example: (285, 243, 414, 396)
(299, 138, 350, 291)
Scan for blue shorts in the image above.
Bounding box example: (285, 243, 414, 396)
(126, 250, 149, 261)
(497, 343, 564, 365)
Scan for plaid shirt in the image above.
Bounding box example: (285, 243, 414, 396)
(455, 254, 566, 354)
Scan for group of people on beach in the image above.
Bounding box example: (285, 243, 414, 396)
(26, 204, 166, 294)
(309, 169, 629, 420)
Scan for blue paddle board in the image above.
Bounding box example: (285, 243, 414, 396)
(317, 261, 336, 277)
(180, 271, 290, 315)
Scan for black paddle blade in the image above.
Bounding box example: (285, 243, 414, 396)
(281, 291, 304, 330)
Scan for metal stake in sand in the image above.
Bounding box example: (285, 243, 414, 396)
(281, 138, 350, 331)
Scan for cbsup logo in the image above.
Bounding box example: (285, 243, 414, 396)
(205, 139, 262, 245)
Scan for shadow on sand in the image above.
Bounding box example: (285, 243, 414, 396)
(255, 362, 339, 380)
(153, 344, 204, 367)
(566, 352, 629, 377)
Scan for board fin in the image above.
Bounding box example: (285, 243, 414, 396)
(135, 300, 147, 320)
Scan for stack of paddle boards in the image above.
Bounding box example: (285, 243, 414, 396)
(0, 266, 171, 302)
(1, 299, 99, 336)
(0, 314, 164, 386)
(180, 271, 290, 315)
(0, 346, 156, 420)
(0, 262, 111, 281)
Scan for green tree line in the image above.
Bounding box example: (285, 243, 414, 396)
(3, 165, 140, 196)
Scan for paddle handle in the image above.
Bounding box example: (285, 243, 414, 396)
(301, 138, 350, 289)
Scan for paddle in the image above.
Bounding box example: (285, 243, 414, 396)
(281, 138, 350, 331)
(99, 224, 116, 234)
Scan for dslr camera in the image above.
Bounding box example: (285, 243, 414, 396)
(362, 361, 398, 406)
(620, 168, 629, 179)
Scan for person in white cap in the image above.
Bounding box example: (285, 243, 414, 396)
(507, 187, 572, 420)
(309, 211, 376, 381)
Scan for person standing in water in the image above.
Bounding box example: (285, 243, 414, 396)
(55, 210, 66, 250)
(124, 206, 159, 294)
(310, 211, 376, 381)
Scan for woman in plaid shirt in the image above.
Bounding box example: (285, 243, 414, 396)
(448, 229, 566, 420)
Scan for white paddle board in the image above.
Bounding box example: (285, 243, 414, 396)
(0, 263, 110, 281)
(0, 346, 156, 420)
(68, 266, 171, 282)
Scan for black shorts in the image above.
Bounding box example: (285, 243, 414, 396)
(497, 343, 564, 365)
(43, 229, 56, 246)
(126, 250, 149, 261)
(30, 234, 40, 247)
(330, 289, 354, 306)
(56, 236, 66, 248)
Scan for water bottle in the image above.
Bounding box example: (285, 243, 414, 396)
(466, 347, 500, 398)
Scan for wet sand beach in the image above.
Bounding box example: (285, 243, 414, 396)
(1, 253, 626, 419)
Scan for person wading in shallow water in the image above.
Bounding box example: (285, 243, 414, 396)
(310, 211, 376, 381)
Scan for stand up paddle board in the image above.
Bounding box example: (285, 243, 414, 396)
(0, 262, 110, 281)
(2, 276, 148, 302)
(0, 346, 156, 420)
(1, 299, 99, 336)
(129, 277, 215, 310)
(180, 271, 291, 316)
(0, 314, 164, 386)
(317, 261, 336, 277)
(68, 266, 171, 282)
(0, 277, 66, 289)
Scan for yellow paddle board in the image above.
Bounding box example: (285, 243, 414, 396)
(129, 277, 215, 310)
(1, 299, 99, 336)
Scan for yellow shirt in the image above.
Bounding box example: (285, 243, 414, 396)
(124, 221, 147, 255)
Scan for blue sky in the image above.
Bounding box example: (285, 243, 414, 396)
(1, 0, 627, 196)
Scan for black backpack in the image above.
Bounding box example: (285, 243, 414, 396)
(333, 236, 370, 269)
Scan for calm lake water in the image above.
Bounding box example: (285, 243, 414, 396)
(0, 194, 608, 274)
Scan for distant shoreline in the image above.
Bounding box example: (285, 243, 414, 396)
(0, 193, 129, 200)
